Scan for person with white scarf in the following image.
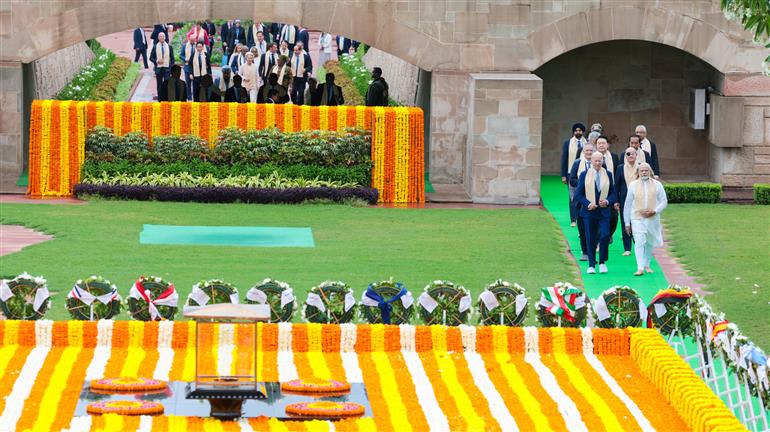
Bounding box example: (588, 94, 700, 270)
(576, 152, 617, 274)
(569, 143, 596, 262)
(212, 67, 234, 102)
(623, 135, 653, 173)
(561, 122, 587, 227)
(634, 125, 660, 178)
(318, 32, 333, 71)
(270, 55, 292, 89)
(623, 163, 668, 276)
(615, 146, 640, 256)
(149, 32, 174, 101)
(595, 135, 620, 242)
(280, 24, 298, 51)
(187, 42, 211, 102)
(247, 22, 266, 48)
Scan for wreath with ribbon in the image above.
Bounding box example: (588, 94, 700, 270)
(302, 281, 356, 324)
(66, 276, 122, 320)
(127, 276, 178, 321)
(360, 278, 413, 324)
(245, 278, 296, 322)
(186, 279, 239, 307)
(477, 279, 528, 326)
(646, 285, 693, 335)
(0, 273, 51, 320)
(593, 286, 647, 328)
(537, 282, 588, 328)
(418, 280, 472, 326)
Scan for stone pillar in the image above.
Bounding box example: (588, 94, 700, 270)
(0, 61, 23, 184)
(468, 73, 542, 204)
(709, 73, 770, 187)
(429, 71, 471, 185)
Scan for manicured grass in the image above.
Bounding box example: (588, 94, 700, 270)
(0, 199, 575, 321)
(664, 204, 770, 350)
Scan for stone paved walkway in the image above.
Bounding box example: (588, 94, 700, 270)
(0, 225, 53, 257)
(0, 195, 85, 205)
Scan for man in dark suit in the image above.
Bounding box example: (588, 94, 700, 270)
(257, 73, 289, 104)
(561, 122, 587, 227)
(576, 151, 617, 274)
(296, 27, 309, 52)
(150, 24, 168, 45)
(366, 67, 389, 106)
(569, 142, 594, 262)
(149, 32, 174, 100)
(259, 43, 278, 82)
(314, 73, 344, 106)
(133, 27, 148, 69)
(279, 24, 298, 51)
(220, 21, 231, 54)
(187, 42, 211, 102)
(595, 136, 620, 241)
(269, 22, 282, 44)
(224, 75, 249, 103)
(634, 125, 660, 178)
(159, 65, 186, 102)
(335, 35, 359, 57)
(614, 145, 643, 256)
(226, 20, 246, 55)
(289, 44, 312, 104)
(204, 20, 216, 47)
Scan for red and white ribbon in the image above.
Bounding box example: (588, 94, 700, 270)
(129, 279, 178, 321)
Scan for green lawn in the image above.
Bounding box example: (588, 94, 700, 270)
(664, 204, 770, 350)
(0, 200, 575, 321)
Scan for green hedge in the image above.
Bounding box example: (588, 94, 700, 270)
(88, 57, 132, 100)
(81, 161, 371, 186)
(664, 183, 722, 203)
(114, 62, 140, 101)
(754, 183, 770, 205)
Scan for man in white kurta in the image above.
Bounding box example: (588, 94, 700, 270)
(623, 163, 668, 276)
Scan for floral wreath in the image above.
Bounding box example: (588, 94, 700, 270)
(186, 279, 239, 307)
(0, 273, 50, 320)
(593, 286, 647, 328)
(360, 278, 414, 325)
(90, 377, 167, 392)
(646, 285, 693, 335)
(537, 282, 589, 328)
(86, 400, 164, 416)
(477, 279, 528, 326)
(245, 278, 296, 322)
(302, 281, 356, 324)
(67, 276, 122, 321)
(281, 378, 351, 394)
(127, 276, 178, 321)
(418, 280, 472, 326)
(285, 401, 364, 418)
(690, 294, 769, 402)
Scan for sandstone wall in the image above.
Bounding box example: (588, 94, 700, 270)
(362, 47, 419, 106)
(31, 42, 94, 100)
(0, 63, 23, 181)
(537, 40, 715, 178)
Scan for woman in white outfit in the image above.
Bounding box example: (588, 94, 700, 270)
(239, 52, 259, 102)
(318, 32, 333, 72)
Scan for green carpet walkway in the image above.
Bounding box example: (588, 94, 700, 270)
(541, 175, 668, 302)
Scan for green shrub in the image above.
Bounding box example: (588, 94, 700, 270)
(664, 183, 722, 203)
(211, 127, 371, 167)
(57, 47, 117, 100)
(754, 183, 770, 205)
(88, 57, 132, 100)
(152, 135, 210, 162)
(334, 46, 400, 106)
(81, 160, 371, 186)
(114, 62, 140, 101)
(81, 171, 357, 189)
(85, 127, 150, 160)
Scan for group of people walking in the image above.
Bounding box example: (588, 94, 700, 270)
(561, 123, 668, 276)
(132, 21, 388, 106)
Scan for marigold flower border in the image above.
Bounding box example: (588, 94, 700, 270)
(27, 100, 425, 203)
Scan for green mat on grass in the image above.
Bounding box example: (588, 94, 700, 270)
(540, 175, 668, 301)
(139, 225, 315, 247)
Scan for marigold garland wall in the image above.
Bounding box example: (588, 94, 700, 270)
(27, 100, 425, 203)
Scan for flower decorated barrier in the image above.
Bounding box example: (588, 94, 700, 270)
(27, 100, 425, 203)
(0, 320, 741, 431)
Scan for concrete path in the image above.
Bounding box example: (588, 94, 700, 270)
(0, 225, 53, 257)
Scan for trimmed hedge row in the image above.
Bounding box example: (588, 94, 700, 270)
(754, 183, 770, 205)
(73, 183, 379, 205)
(89, 57, 132, 100)
(82, 160, 371, 186)
(663, 183, 722, 203)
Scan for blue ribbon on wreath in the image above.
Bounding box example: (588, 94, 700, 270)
(365, 284, 407, 324)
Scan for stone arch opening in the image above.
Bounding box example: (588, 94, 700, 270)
(535, 39, 722, 180)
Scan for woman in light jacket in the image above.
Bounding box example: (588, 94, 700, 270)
(239, 52, 259, 102)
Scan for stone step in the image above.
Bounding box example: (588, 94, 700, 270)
(722, 186, 755, 204)
(426, 184, 472, 203)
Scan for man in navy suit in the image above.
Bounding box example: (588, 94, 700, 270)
(575, 149, 617, 274)
(150, 24, 168, 45)
(335, 35, 359, 58)
(133, 27, 148, 68)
